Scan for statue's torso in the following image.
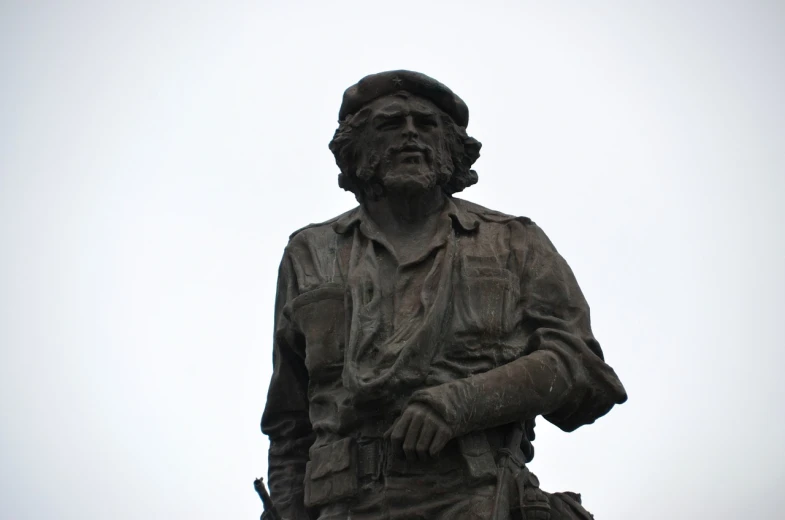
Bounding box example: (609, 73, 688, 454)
(282, 199, 531, 448)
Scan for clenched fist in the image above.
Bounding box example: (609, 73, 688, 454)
(386, 402, 455, 461)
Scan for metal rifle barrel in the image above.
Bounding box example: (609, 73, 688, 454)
(254, 477, 282, 520)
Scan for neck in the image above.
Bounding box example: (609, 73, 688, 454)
(363, 187, 446, 235)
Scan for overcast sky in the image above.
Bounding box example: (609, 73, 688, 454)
(2, 1, 784, 519)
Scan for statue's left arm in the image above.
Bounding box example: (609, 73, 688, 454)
(410, 221, 627, 437)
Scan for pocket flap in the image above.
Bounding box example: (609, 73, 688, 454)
(304, 438, 359, 508)
(309, 438, 353, 480)
(461, 255, 514, 278)
(290, 283, 345, 314)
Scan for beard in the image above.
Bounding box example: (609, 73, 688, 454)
(356, 141, 453, 199)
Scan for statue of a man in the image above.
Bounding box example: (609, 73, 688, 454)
(261, 71, 627, 520)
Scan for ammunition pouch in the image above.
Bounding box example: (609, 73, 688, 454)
(303, 438, 358, 508)
(303, 432, 499, 508)
(515, 469, 552, 520)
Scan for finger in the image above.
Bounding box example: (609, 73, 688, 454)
(429, 426, 453, 457)
(389, 412, 413, 454)
(415, 420, 438, 461)
(402, 412, 425, 461)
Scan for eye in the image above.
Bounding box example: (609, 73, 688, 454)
(417, 117, 438, 129)
(376, 117, 402, 131)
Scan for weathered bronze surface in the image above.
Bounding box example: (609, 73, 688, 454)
(261, 70, 627, 520)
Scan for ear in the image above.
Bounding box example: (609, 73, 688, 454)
(463, 136, 482, 167)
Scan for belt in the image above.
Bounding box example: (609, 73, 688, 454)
(355, 437, 463, 480)
(357, 439, 384, 480)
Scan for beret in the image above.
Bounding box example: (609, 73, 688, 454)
(338, 70, 469, 128)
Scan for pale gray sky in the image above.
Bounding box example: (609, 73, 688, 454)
(1, 1, 784, 518)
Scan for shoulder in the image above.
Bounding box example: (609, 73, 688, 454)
(451, 196, 534, 226)
(287, 207, 358, 241)
(283, 207, 358, 262)
(281, 208, 357, 287)
(451, 197, 557, 252)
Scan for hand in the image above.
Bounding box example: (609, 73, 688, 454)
(386, 402, 454, 461)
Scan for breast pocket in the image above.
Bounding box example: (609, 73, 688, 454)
(454, 256, 520, 337)
(289, 283, 346, 380)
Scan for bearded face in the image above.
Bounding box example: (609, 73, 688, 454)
(354, 94, 454, 197)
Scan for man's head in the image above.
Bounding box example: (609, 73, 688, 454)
(329, 71, 481, 201)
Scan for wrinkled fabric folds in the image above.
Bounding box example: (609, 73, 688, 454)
(261, 197, 627, 520)
(342, 227, 457, 402)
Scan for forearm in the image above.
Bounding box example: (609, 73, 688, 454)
(267, 458, 309, 520)
(266, 416, 314, 520)
(411, 348, 572, 436)
(410, 330, 626, 435)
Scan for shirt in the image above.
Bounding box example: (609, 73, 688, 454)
(261, 196, 627, 518)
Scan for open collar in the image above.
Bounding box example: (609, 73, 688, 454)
(332, 196, 480, 236)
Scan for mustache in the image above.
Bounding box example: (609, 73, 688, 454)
(385, 141, 434, 161)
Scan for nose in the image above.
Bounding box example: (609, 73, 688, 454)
(401, 116, 418, 139)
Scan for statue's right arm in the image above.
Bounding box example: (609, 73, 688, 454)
(261, 251, 315, 520)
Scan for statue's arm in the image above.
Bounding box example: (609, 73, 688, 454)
(261, 252, 314, 520)
(411, 222, 627, 437)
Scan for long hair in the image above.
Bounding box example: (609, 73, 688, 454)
(329, 95, 482, 201)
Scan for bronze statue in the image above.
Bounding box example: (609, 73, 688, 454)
(260, 70, 627, 520)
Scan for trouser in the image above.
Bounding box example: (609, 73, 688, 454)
(314, 459, 593, 520)
(316, 479, 593, 520)
(309, 433, 594, 520)
(316, 470, 496, 520)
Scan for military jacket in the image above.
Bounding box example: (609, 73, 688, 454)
(261, 197, 626, 518)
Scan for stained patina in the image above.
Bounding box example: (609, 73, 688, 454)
(260, 70, 626, 520)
